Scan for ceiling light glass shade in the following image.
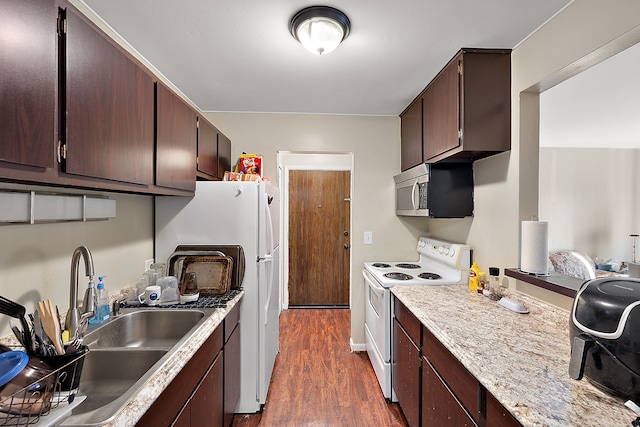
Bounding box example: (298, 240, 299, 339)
(290, 6, 350, 55)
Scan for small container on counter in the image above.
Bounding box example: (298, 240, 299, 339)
(477, 272, 487, 294)
(469, 262, 480, 291)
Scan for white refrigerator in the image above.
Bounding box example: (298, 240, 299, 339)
(155, 180, 281, 413)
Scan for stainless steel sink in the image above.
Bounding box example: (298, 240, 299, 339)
(58, 349, 167, 426)
(57, 307, 215, 426)
(82, 309, 205, 349)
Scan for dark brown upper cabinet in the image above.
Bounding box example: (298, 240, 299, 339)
(64, 7, 155, 186)
(400, 98, 423, 171)
(0, 0, 56, 169)
(217, 132, 231, 180)
(196, 116, 218, 180)
(155, 82, 197, 193)
(400, 48, 511, 169)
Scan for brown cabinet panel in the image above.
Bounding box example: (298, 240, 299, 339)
(137, 325, 223, 427)
(0, 0, 56, 169)
(217, 133, 231, 180)
(423, 58, 460, 161)
(171, 403, 191, 427)
(191, 352, 223, 427)
(422, 325, 480, 420)
(223, 323, 240, 427)
(400, 98, 423, 171)
(394, 296, 421, 345)
(65, 7, 154, 185)
(197, 116, 217, 179)
(156, 82, 197, 192)
(485, 391, 522, 427)
(393, 318, 421, 427)
(422, 356, 477, 427)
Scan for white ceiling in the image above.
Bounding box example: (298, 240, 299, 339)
(80, 0, 572, 116)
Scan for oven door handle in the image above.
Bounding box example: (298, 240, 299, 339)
(363, 270, 386, 297)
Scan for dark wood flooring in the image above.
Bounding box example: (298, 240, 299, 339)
(232, 308, 407, 427)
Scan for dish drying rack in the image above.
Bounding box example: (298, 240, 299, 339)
(0, 350, 88, 427)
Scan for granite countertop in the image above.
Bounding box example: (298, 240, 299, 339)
(390, 285, 634, 427)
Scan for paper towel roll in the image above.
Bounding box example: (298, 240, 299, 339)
(520, 220, 548, 275)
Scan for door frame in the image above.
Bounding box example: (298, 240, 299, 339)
(277, 152, 354, 310)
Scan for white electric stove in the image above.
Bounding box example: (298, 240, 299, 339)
(363, 236, 471, 400)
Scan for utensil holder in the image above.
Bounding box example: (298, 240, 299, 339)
(33, 345, 89, 392)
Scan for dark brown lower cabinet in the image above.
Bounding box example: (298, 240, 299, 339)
(485, 392, 521, 427)
(223, 302, 241, 427)
(422, 356, 476, 426)
(393, 318, 421, 427)
(223, 322, 240, 427)
(392, 297, 522, 427)
(191, 352, 224, 426)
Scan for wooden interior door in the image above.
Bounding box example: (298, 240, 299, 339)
(288, 170, 350, 306)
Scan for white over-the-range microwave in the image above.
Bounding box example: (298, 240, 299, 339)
(393, 163, 475, 218)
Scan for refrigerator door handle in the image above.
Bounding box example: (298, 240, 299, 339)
(264, 191, 275, 256)
(262, 253, 274, 325)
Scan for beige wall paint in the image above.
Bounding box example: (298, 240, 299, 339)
(0, 191, 153, 338)
(204, 112, 429, 347)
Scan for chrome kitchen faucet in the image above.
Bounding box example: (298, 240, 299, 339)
(65, 245, 96, 339)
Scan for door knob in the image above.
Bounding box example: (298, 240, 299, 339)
(344, 244, 349, 249)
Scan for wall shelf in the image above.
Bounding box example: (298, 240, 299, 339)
(0, 190, 116, 224)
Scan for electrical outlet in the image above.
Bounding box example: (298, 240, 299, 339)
(144, 258, 154, 272)
(364, 231, 373, 245)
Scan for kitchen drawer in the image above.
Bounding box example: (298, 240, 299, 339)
(422, 325, 480, 421)
(394, 297, 421, 346)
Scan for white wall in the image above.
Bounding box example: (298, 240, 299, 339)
(539, 148, 640, 263)
(205, 112, 429, 346)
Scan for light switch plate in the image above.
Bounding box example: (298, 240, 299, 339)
(364, 231, 373, 245)
(144, 259, 154, 271)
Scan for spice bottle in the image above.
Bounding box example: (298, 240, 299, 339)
(478, 272, 487, 294)
(469, 262, 480, 291)
(489, 267, 500, 292)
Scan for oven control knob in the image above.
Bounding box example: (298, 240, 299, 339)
(449, 248, 456, 257)
(444, 248, 450, 255)
(439, 247, 444, 254)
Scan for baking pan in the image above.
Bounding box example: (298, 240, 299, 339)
(178, 255, 233, 296)
(172, 245, 245, 290)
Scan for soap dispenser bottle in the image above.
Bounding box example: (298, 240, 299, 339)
(89, 276, 110, 324)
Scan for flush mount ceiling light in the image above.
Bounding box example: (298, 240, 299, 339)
(289, 6, 350, 55)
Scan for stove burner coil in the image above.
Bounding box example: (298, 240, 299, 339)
(384, 272, 413, 280)
(396, 263, 421, 269)
(372, 263, 391, 268)
(418, 272, 442, 280)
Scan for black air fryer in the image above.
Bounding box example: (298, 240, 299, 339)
(569, 277, 640, 401)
